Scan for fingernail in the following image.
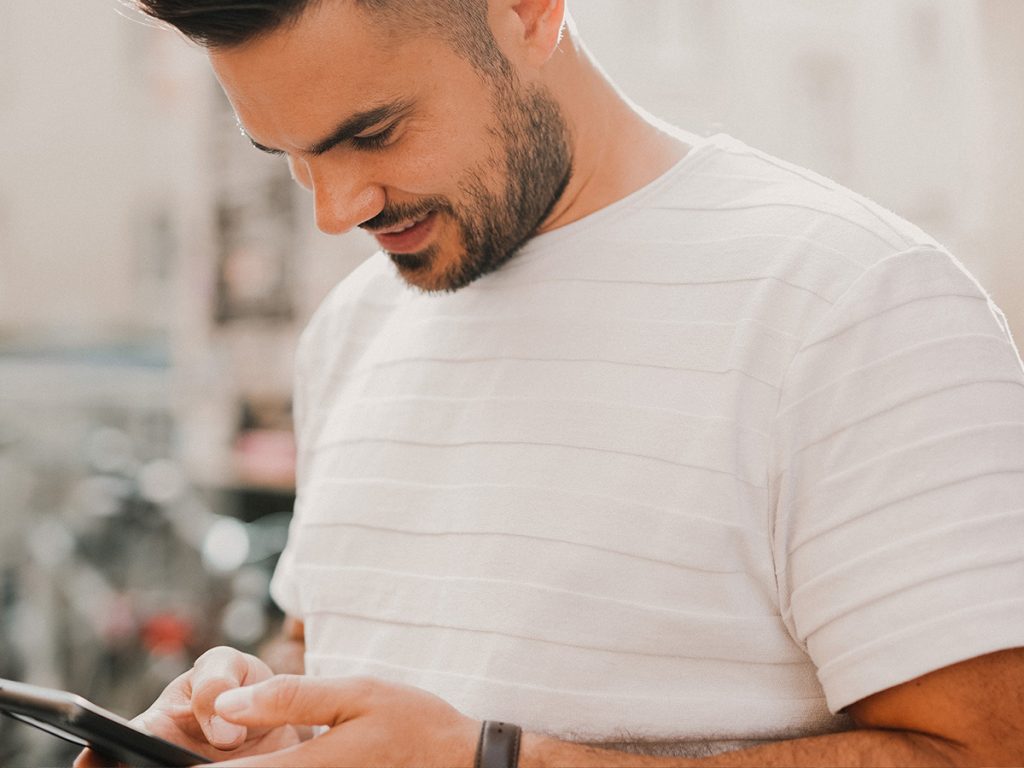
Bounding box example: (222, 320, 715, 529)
(215, 687, 255, 717)
(209, 714, 246, 745)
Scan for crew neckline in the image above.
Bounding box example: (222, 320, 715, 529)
(512, 132, 726, 260)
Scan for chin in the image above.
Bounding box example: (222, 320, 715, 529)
(389, 246, 471, 293)
(398, 270, 454, 294)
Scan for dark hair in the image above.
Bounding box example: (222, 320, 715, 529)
(135, 0, 511, 79)
(134, 0, 314, 48)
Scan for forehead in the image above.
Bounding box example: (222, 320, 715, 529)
(209, 1, 426, 148)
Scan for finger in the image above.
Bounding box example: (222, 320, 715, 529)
(214, 675, 370, 730)
(72, 747, 118, 768)
(202, 740, 314, 768)
(190, 647, 272, 748)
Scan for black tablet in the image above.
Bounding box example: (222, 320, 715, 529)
(0, 678, 207, 767)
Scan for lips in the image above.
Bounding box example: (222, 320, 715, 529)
(370, 211, 438, 254)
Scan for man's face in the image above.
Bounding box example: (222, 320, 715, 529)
(210, 0, 573, 292)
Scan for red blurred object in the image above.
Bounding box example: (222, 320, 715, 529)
(141, 613, 194, 656)
(232, 428, 296, 489)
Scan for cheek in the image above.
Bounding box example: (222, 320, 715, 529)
(396, 122, 493, 195)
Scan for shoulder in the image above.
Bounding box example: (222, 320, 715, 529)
(568, 133, 947, 301)
(665, 136, 987, 335)
(638, 135, 950, 301)
(296, 251, 405, 371)
(677, 135, 938, 258)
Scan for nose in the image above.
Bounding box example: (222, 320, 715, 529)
(291, 156, 385, 235)
(314, 183, 386, 235)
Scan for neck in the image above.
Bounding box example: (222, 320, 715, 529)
(537, 26, 693, 234)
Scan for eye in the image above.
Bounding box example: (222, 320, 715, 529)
(352, 122, 398, 151)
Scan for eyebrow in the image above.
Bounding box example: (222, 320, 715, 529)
(246, 99, 414, 157)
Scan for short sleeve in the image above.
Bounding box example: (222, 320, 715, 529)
(268, 328, 315, 619)
(268, 496, 304, 618)
(770, 246, 1024, 712)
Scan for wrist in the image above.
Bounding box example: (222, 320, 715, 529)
(517, 731, 554, 768)
(475, 721, 522, 768)
(469, 724, 566, 768)
(515, 732, 684, 768)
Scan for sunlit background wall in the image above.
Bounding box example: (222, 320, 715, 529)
(2, 1, 1022, 764)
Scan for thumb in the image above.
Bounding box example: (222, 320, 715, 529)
(214, 675, 362, 730)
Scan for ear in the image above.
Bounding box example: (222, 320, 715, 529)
(499, 0, 567, 67)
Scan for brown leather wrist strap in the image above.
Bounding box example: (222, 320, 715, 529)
(474, 721, 522, 768)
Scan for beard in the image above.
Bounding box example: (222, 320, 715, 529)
(364, 77, 574, 293)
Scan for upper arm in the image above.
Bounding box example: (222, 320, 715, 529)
(261, 615, 306, 675)
(847, 647, 1024, 766)
(283, 615, 305, 643)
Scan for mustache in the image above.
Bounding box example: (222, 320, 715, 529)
(360, 197, 452, 232)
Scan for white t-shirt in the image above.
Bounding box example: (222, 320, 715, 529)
(271, 134, 1024, 754)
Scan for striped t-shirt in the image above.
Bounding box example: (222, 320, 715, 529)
(271, 134, 1024, 753)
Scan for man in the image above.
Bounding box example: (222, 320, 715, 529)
(79, 0, 1024, 765)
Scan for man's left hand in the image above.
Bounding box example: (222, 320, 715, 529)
(209, 675, 481, 767)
